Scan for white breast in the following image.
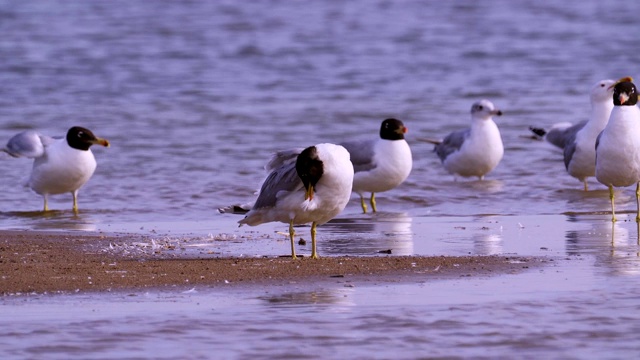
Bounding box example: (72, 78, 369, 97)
(352, 139, 412, 194)
(28, 139, 97, 195)
(444, 120, 503, 177)
(595, 106, 640, 187)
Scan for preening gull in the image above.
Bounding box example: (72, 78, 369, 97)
(238, 143, 354, 259)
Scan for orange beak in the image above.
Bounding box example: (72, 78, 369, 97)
(619, 93, 630, 105)
(93, 137, 110, 147)
(396, 126, 408, 135)
(305, 184, 315, 200)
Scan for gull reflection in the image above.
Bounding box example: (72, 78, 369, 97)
(0, 210, 98, 231)
(564, 216, 640, 276)
(319, 212, 414, 256)
(258, 288, 355, 308)
(473, 233, 503, 255)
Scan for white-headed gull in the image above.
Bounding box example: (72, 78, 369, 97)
(427, 99, 503, 180)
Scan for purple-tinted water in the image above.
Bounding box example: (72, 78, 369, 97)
(1, 0, 640, 358)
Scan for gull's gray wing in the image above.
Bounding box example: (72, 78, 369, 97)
(595, 130, 604, 152)
(545, 121, 586, 149)
(265, 147, 304, 172)
(434, 129, 470, 162)
(563, 132, 579, 170)
(340, 139, 376, 173)
(252, 161, 303, 209)
(2, 130, 52, 158)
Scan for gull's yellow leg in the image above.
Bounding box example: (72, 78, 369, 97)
(360, 195, 368, 213)
(72, 191, 79, 213)
(609, 185, 617, 222)
(43, 195, 49, 212)
(583, 180, 589, 192)
(370, 192, 377, 213)
(289, 220, 297, 259)
(635, 182, 640, 223)
(310, 221, 319, 259)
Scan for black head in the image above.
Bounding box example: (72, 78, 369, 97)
(380, 118, 407, 140)
(66, 126, 110, 151)
(296, 146, 324, 200)
(613, 81, 638, 106)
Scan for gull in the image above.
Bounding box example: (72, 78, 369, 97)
(238, 143, 354, 259)
(426, 99, 503, 180)
(529, 77, 632, 190)
(595, 80, 640, 222)
(2, 126, 110, 212)
(340, 118, 412, 213)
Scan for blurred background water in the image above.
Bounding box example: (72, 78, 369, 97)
(2, 0, 640, 358)
(1, 0, 638, 227)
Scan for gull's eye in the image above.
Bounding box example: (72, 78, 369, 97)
(477, 105, 483, 110)
(77, 132, 84, 138)
(600, 83, 606, 87)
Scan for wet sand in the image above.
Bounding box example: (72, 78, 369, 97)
(0, 230, 542, 295)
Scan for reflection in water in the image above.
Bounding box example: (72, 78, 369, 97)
(322, 212, 414, 255)
(465, 179, 505, 193)
(0, 210, 98, 231)
(472, 233, 503, 255)
(564, 217, 640, 276)
(258, 288, 355, 308)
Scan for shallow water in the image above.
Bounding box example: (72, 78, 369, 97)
(2, 0, 640, 358)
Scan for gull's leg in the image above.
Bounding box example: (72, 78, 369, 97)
(311, 221, 319, 259)
(370, 192, 377, 213)
(43, 195, 49, 212)
(583, 180, 589, 192)
(360, 194, 368, 213)
(72, 190, 79, 213)
(636, 182, 640, 223)
(609, 185, 617, 222)
(289, 220, 297, 259)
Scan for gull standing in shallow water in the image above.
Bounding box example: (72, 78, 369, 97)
(340, 118, 412, 213)
(529, 77, 632, 191)
(595, 80, 640, 222)
(238, 143, 354, 259)
(426, 99, 503, 180)
(2, 126, 110, 212)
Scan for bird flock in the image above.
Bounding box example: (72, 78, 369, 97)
(2, 78, 638, 258)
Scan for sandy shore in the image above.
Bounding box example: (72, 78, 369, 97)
(0, 230, 543, 295)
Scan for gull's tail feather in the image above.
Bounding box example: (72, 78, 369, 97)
(218, 202, 253, 214)
(529, 126, 547, 137)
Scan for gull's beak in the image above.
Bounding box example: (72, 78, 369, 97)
(396, 126, 408, 135)
(491, 110, 503, 116)
(619, 92, 630, 105)
(305, 184, 315, 201)
(92, 137, 110, 147)
(608, 76, 634, 90)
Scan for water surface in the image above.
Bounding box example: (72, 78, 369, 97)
(2, 0, 640, 358)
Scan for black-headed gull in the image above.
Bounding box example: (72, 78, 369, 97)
(2, 126, 110, 212)
(340, 118, 412, 213)
(238, 143, 354, 259)
(529, 77, 632, 190)
(595, 80, 640, 222)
